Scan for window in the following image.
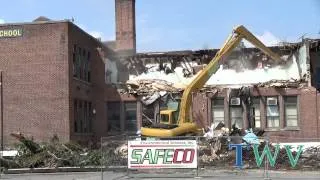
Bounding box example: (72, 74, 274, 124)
(83, 51, 87, 81)
(87, 52, 91, 82)
(266, 97, 280, 128)
(79, 100, 83, 132)
(73, 45, 77, 77)
(107, 102, 121, 132)
(74, 100, 78, 132)
(88, 102, 92, 132)
(72, 45, 91, 82)
(74, 99, 92, 133)
(142, 104, 155, 122)
(212, 98, 224, 128)
(230, 106, 243, 129)
(284, 96, 298, 127)
(252, 98, 261, 128)
(76, 47, 81, 78)
(316, 67, 320, 89)
(84, 101, 88, 132)
(124, 102, 137, 132)
(161, 115, 169, 123)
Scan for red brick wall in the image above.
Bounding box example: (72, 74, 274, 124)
(68, 23, 136, 145)
(193, 87, 320, 141)
(68, 23, 107, 144)
(0, 21, 137, 146)
(252, 87, 319, 140)
(0, 22, 70, 144)
(192, 92, 209, 129)
(115, 0, 136, 54)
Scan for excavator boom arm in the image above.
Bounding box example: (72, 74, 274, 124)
(178, 25, 282, 125)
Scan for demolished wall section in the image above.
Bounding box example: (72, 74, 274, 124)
(127, 42, 309, 93)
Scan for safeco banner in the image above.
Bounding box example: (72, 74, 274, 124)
(128, 140, 197, 169)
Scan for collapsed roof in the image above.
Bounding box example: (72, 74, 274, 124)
(122, 39, 317, 96)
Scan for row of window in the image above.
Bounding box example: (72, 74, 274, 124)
(74, 99, 93, 133)
(107, 102, 137, 133)
(73, 45, 91, 82)
(212, 96, 298, 129)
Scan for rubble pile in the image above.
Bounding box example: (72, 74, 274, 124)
(198, 139, 320, 170)
(126, 79, 182, 95)
(198, 136, 233, 167)
(300, 145, 320, 169)
(125, 78, 307, 98)
(197, 126, 320, 169)
(0, 133, 126, 169)
(255, 79, 306, 88)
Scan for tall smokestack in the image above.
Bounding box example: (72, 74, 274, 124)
(115, 0, 136, 55)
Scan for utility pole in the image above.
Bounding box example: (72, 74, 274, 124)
(0, 71, 3, 174)
(1, 71, 3, 153)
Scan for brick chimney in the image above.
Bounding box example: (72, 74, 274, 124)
(115, 0, 136, 55)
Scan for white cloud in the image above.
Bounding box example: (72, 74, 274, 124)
(0, 19, 5, 24)
(88, 31, 104, 39)
(76, 23, 114, 41)
(243, 31, 281, 47)
(88, 31, 115, 41)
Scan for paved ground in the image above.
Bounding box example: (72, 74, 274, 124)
(0, 170, 319, 180)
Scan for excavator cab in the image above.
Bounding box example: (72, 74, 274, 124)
(158, 101, 180, 125)
(159, 110, 176, 124)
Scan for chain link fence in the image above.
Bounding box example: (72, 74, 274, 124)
(100, 135, 128, 179)
(100, 135, 320, 179)
(197, 135, 268, 178)
(265, 137, 320, 179)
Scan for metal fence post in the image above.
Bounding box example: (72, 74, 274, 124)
(100, 137, 103, 180)
(196, 136, 199, 178)
(264, 136, 271, 180)
(126, 135, 129, 178)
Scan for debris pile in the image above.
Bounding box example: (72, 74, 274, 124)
(255, 79, 306, 88)
(198, 136, 320, 170)
(126, 79, 182, 95)
(0, 133, 127, 169)
(196, 125, 320, 170)
(300, 145, 320, 169)
(198, 136, 232, 166)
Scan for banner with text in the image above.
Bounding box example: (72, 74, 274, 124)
(128, 139, 197, 169)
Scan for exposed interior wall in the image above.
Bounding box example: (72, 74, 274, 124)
(105, 58, 118, 84)
(128, 43, 308, 88)
(297, 44, 308, 79)
(310, 49, 320, 88)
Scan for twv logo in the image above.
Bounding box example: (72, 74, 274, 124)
(229, 144, 304, 168)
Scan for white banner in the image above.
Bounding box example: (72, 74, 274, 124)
(128, 139, 198, 169)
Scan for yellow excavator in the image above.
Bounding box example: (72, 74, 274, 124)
(141, 25, 283, 137)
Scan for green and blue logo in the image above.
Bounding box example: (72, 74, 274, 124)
(229, 144, 304, 168)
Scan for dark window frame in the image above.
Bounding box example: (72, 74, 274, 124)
(252, 97, 261, 128)
(211, 97, 225, 128)
(73, 45, 91, 83)
(73, 98, 93, 134)
(266, 96, 280, 128)
(107, 102, 121, 133)
(284, 96, 299, 128)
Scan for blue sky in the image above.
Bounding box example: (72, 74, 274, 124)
(0, 0, 319, 52)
